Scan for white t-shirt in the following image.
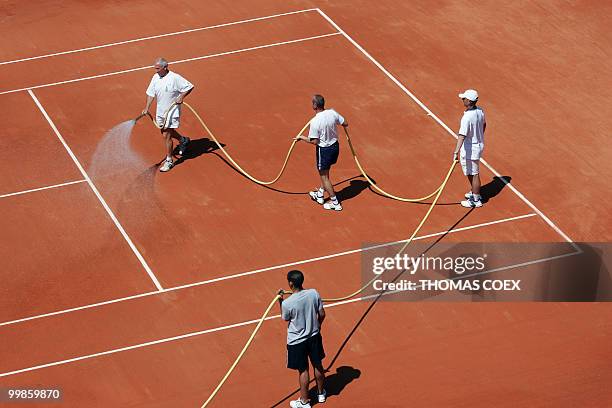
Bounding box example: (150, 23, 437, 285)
(146, 71, 194, 121)
(308, 109, 345, 147)
(458, 107, 486, 160)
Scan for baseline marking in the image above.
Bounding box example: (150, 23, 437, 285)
(0, 33, 341, 95)
(315, 8, 579, 251)
(0, 213, 536, 327)
(28, 89, 163, 291)
(0, 9, 317, 65)
(0, 246, 580, 378)
(0, 180, 86, 199)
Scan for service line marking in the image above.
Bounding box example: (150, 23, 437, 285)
(0, 32, 341, 95)
(0, 180, 86, 199)
(0, 9, 318, 65)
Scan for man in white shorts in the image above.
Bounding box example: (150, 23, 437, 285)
(295, 94, 348, 211)
(141, 57, 194, 172)
(452, 89, 486, 208)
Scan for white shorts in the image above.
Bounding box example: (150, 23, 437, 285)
(156, 115, 180, 129)
(460, 158, 480, 175)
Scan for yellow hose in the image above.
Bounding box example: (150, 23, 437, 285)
(137, 102, 458, 407)
(140, 102, 449, 199)
(139, 102, 308, 185)
(183, 102, 310, 185)
(342, 126, 444, 202)
(200, 161, 457, 407)
(322, 159, 456, 302)
(201, 295, 281, 407)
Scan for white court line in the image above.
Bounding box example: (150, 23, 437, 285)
(0, 179, 86, 199)
(0, 213, 536, 327)
(315, 8, 580, 253)
(27, 89, 163, 292)
(0, 32, 341, 95)
(0, 9, 317, 66)
(0, 246, 580, 378)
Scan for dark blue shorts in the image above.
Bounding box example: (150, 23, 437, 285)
(316, 141, 339, 171)
(287, 333, 325, 371)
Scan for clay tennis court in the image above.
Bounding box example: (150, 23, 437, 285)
(1, 1, 611, 407)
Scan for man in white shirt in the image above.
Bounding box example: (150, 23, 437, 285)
(452, 89, 486, 208)
(141, 57, 194, 172)
(295, 95, 348, 211)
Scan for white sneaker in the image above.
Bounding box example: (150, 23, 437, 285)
(323, 201, 342, 211)
(159, 159, 174, 172)
(309, 191, 324, 205)
(318, 389, 327, 403)
(461, 197, 483, 208)
(464, 191, 474, 199)
(289, 399, 311, 408)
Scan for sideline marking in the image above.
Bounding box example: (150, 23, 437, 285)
(0, 213, 536, 327)
(28, 89, 163, 291)
(0, 180, 86, 199)
(0, 9, 318, 65)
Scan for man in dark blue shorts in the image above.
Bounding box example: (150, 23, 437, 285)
(278, 270, 327, 407)
(295, 94, 348, 211)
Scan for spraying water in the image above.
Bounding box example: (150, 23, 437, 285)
(89, 120, 146, 179)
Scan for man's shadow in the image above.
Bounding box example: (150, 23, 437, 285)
(479, 176, 511, 204)
(414, 175, 512, 206)
(335, 179, 371, 202)
(311, 366, 361, 405)
(172, 137, 225, 166)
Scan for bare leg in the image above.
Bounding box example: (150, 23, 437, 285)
(313, 362, 326, 394)
(319, 169, 336, 199)
(298, 368, 310, 403)
(467, 174, 481, 196)
(168, 128, 182, 141)
(161, 129, 184, 159)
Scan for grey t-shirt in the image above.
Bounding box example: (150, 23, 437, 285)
(281, 289, 324, 345)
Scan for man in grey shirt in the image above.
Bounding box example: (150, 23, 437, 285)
(278, 270, 327, 408)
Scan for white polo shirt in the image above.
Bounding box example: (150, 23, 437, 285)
(458, 107, 485, 160)
(146, 71, 194, 123)
(308, 109, 345, 147)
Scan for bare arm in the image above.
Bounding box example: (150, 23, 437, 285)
(278, 289, 290, 320)
(175, 87, 193, 104)
(318, 307, 326, 325)
(295, 135, 319, 145)
(453, 134, 465, 162)
(142, 95, 154, 115)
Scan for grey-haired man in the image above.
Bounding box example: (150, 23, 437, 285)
(141, 57, 194, 172)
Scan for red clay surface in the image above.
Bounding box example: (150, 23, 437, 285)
(1, 1, 611, 407)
